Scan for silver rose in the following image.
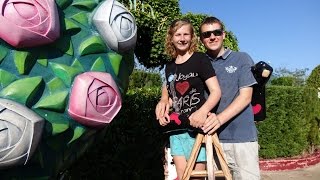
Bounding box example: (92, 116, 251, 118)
(93, 0, 137, 52)
(0, 98, 44, 169)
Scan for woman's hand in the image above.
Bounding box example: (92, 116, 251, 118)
(189, 109, 207, 128)
(156, 98, 171, 126)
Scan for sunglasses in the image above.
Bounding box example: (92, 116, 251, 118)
(201, 29, 223, 38)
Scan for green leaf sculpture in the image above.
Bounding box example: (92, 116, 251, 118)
(68, 125, 86, 144)
(71, 59, 84, 72)
(34, 91, 69, 112)
(47, 77, 67, 93)
(56, 0, 73, 9)
(37, 52, 49, 67)
(0, 76, 43, 105)
(79, 36, 108, 56)
(0, 69, 17, 88)
(52, 35, 74, 56)
(37, 59, 48, 67)
(14, 51, 37, 75)
(49, 62, 83, 87)
(70, 12, 89, 26)
(72, 1, 98, 11)
(107, 52, 122, 76)
(64, 18, 81, 31)
(35, 109, 70, 136)
(90, 57, 106, 72)
(0, 46, 8, 64)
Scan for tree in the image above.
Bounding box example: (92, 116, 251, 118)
(306, 65, 320, 89)
(128, 69, 162, 89)
(270, 67, 309, 86)
(122, 0, 181, 68)
(181, 13, 239, 52)
(123, 1, 239, 68)
(270, 76, 296, 86)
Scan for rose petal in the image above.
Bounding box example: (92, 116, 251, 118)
(3, 3, 30, 26)
(97, 89, 109, 105)
(88, 79, 106, 94)
(13, 2, 37, 19)
(21, 1, 50, 34)
(34, 0, 49, 23)
(88, 89, 98, 109)
(28, 16, 50, 36)
(103, 94, 121, 117)
(4, 0, 43, 26)
(71, 75, 95, 116)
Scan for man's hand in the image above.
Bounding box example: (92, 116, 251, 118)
(202, 112, 222, 135)
(155, 98, 171, 126)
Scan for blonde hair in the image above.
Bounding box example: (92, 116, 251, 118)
(165, 19, 198, 59)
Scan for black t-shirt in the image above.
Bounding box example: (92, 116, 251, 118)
(165, 52, 216, 117)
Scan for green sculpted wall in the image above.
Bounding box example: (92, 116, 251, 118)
(0, 0, 136, 178)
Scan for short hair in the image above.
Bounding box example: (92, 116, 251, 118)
(199, 16, 225, 34)
(165, 19, 198, 59)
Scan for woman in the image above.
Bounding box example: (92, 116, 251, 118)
(158, 19, 221, 179)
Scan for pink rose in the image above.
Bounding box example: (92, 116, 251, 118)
(0, 0, 60, 48)
(68, 72, 122, 128)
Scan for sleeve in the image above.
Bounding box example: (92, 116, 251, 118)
(164, 62, 175, 85)
(160, 65, 167, 86)
(198, 55, 216, 81)
(238, 52, 257, 88)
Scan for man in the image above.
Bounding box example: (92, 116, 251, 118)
(156, 16, 260, 179)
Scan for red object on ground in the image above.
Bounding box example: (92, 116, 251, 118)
(259, 150, 320, 171)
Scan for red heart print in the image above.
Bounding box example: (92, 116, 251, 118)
(176, 81, 189, 95)
(252, 104, 262, 114)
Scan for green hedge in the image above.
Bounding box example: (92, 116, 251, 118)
(69, 86, 320, 178)
(128, 69, 162, 89)
(69, 87, 167, 179)
(306, 65, 320, 89)
(257, 86, 320, 158)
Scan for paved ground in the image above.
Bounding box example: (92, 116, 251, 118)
(166, 149, 320, 180)
(261, 162, 320, 180)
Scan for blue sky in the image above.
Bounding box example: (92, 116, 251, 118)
(179, 0, 320, 74)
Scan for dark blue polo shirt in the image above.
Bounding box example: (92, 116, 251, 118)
(208, 49, 258, 143)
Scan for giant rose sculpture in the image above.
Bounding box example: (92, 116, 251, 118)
(0, 0, 60, 48)
(0, 0, 136, 178)
(93, 0, 137, 52)
(69, 72, 122, 127)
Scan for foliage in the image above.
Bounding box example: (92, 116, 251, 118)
(129, 69, 162, 88)
(122, 0, 181, 68)
(68, 85, 320, 178)
(306, 65, 320, 89)
(257, 86, 320, 158)
(306, 66, 320, 147)
(270, 76, 296, 86)
(68, 87, 166, 179)
(122, 1, 239, 68)
(270, 67, 309, 86)
(181, 13, 239, 53)
(273, 67, 309, 78)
